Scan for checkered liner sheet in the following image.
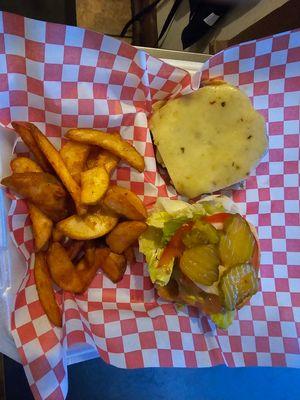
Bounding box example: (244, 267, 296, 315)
(0, 11, 299, 400)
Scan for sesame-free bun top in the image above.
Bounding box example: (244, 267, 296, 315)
(150, 81, 267, 198)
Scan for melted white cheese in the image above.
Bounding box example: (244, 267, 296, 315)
(150, 84, 267, 198)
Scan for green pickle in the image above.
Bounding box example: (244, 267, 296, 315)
(219, 214, 255, 266)
(219, 263, 259, 310)
(180, 244, 220, 286)
(183, 220, 219, 248)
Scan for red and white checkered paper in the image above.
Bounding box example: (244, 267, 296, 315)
(0, 10, 299, 400)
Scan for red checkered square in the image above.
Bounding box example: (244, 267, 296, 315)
(272, 34, 290, 51)
(287, 47, 300, 63)
(78, 99, 94, 114)
(78, 65, 95, 82)
(3, 12, 25, 36)
(0, 73, 8, 91)
(97, 52, 115, 69)
(28, 107, 45, 121)
(39, 330, 60, 353)
(240, 42, 256, 59)
(27, 77, 44, 96)
(30, 355, 52, 381)
(53, 361, 65, 384)
(46, 23, 66, 45)
(44, 64, 63, 81)
(285, 76, 300, 91)
(93, 83, 107, 99)
(63, 46, 82, 64)
(17, 323, 38, 345)
(6, 54, 26, 74)
(25, 40, 45, 62)
(0, 33, 4, 53)
(83, 30, 103, 50)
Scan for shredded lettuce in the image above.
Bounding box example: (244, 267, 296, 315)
(210, 310, 236, 329)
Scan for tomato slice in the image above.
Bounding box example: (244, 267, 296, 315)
(203, 212, 232, 224)
(158, 221, 194, 268)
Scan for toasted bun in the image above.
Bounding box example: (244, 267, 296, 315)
(150, 81, 267, 198)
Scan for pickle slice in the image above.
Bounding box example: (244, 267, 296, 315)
(219, 263, 259, 310)
(179, 244, 220, 286)
(182, 220, 219, 248)
(219, 214, 255, 266)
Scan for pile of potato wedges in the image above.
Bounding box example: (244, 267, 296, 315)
(1, 122, 147, 327)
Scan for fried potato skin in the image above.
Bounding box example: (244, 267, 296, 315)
(47, 243, 110, 293)
(81, 166, 109, 205)
(86, 148, 119, 175)
(34, 252, 62, 327)
(29, 124, 86, 215)
(124, 246, 135, 263)
(10, 157, 43, 173)
(57, 206, 118, 240)
(103, 185, 147, 221)
(11, 121, 52, 172)
(106, 221, 147, 254)
(52, 226, 65, 242)
(66, 129, 145, 172)
(60, 140, 90, 184)
(28, 203, 53, 252)
(98, 250, 126, 283)
(1, 172, 68, 221)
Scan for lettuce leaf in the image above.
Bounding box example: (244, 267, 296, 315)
(210, 310, 235, 329)
(162, 216, 189, 245)
(139, 227, 174, 286)
(147, 211, 171, 229)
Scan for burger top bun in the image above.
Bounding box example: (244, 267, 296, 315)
(150, 80, 267, 198)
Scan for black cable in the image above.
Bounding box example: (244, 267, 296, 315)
(120, 0, 164, 37)
(156, 0, 183, 46)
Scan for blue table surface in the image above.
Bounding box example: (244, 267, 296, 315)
(4, 354, 300, 399)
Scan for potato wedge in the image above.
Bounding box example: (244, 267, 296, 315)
(34, 252, 62, 327)
(103, 185, 147, 220)
(10, 157, 43, 173)
(11, 122, 51, 172)
(60, 140, 90, 184)
(1, 172, 68, 221)
(98, 150, 119, 175)
(28, 203, 53, 252)
(106, 221, 147, 254)
(47, 243, 109, 293)
(29, 124, 86, 215)
(81, 166, 109, 205)
(57, 206, 118, 240)
(52, 226, 64, 242)
(66, 128, 145, 172)
(98, 250, 126, 283)
(124, 246, 135, 263)
(86, 148, 119, 175)
(47, 243, 85, 293)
